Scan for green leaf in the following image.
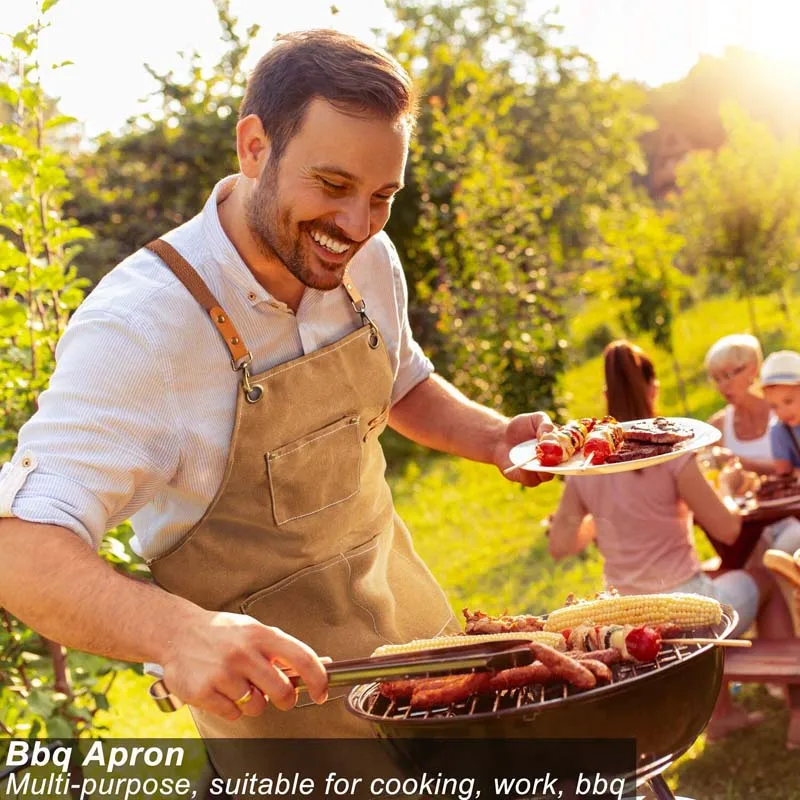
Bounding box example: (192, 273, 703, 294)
(26, 689, 56, 718)
(42, 0, 61, 13)
(45, 114, 78, 130)
(0, 84, 19, 106)
(46, 715, 74, 738)
(92, 692, 110, 711)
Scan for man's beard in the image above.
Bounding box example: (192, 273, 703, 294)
(245, 166, 352, 292)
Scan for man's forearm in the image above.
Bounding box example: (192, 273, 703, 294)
(389, 374, 508, 463)
(0, 517, 204, 665)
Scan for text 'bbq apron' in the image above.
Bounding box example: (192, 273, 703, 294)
(142, 240, 457, 762)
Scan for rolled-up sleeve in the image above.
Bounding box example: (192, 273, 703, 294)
(384, 238, 435, 405)
(0, 309, 180, 549)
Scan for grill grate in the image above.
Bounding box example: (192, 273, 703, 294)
(356, 637, 718, 722)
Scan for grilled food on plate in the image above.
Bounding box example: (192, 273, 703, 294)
(535, 417, 596, 466)
(623, 417, 694, 445)
(583, 416, 625, 464)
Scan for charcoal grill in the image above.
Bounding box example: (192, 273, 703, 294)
(347, 604, 738, 800)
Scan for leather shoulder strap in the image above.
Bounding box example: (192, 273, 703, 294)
(145, 239, 251, 367)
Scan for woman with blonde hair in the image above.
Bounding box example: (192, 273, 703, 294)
(705, 333, 775, 474)
(548, 340, 783, 740)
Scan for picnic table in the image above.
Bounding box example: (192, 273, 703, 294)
(706, 498, 800, 570)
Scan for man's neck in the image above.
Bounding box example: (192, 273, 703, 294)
(217, 183, 305, 312)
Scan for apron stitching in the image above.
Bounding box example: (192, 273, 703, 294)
(432, 616, 455, 637)
(253, 328, 373, 384)
(242, 540, 383, 608)
(341, 550, 393, 646)
(267, 436, 363, 525)
(269, 419, 360, 459)
(266, 554, 348, 589)
(390, 546, 458, 626)
(272, 486, 362, 525)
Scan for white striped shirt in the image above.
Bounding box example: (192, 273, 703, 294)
(0, 175, 433, 559)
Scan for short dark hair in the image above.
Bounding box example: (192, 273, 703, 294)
(240, 29, 417, 161)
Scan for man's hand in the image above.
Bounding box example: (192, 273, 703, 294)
(162, 610, 330, 722)
(494, 411, 554, 487)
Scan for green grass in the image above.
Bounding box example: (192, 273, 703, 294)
(99, 289, 800, 798)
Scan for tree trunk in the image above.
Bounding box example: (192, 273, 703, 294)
(745, 294, 761, 339)
(44, 638, 72, 697)
(778, 285, 792, 324)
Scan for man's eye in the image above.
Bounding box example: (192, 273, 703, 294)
(321, 179, 345, 191)
(373, 194, 394, 204)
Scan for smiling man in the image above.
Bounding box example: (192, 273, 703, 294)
(0, 30, 551, 762)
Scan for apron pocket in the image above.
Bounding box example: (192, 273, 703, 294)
(266, 414, 362, 526)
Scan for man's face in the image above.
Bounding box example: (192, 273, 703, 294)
(764, 384, 800, 426)
(245, 99, 408, 291)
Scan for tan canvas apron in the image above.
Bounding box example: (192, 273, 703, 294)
(143, 240, 457, 764)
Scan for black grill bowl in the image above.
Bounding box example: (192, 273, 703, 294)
(346, 604, 736, 784)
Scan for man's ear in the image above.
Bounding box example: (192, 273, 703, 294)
(236, 114, 271, 179)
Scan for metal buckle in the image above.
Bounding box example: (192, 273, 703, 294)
(231, 352, 263, 403)
(351, 300, 380, 350)
(231, 352, 252, 372)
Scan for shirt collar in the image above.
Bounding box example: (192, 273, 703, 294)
(200, 174, 288, 311)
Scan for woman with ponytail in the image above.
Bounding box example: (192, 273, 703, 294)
(547, 340, 778, 740)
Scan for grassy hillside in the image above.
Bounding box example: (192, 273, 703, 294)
(99, 290, 800, 798)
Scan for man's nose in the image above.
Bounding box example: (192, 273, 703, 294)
(334, 197, 372, 243)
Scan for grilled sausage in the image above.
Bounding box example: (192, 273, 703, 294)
(487, 662, 554, 691)
(578, 659, 613, 682)
(573, 648, 622, 666)
(529, 642, 596, 690)
(410, 673, 491, 709)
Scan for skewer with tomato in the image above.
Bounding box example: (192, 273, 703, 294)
(536, 417, 597, 466)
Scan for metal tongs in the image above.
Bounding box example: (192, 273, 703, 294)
(149, 639, 535, 712)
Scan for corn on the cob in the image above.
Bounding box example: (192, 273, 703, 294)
(372, 631, 566, 656)
(542, 593, 721, 632)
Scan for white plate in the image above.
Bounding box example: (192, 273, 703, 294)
(508, 417, 721, 476)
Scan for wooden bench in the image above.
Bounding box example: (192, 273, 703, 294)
(723, 640, 800, 683)
(723, 640, 800, 749)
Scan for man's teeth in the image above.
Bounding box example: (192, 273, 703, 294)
(310, 229, 349, 254)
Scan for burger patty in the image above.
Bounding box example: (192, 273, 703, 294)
(624, 417, 694, 445)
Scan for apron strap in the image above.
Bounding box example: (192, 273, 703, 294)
(144, 239, 251, 369)
(342, 272, 364, 308)
(343, 270, 379, 349)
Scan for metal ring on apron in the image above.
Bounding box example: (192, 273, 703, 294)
(238, 359, 263, 404)
(368, 325, 380, 349)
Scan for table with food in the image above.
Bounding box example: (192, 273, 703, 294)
(702, 453, 800, 569)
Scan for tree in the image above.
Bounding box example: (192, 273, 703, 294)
(67, 0, 258, 283)
(0, 1, 132, 740)
(383, 0, 654, 415)
(586, 200, 691, 411)
(673, 104, 800, 336)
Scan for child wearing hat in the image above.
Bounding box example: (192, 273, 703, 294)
(762, 350, 800, 475)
